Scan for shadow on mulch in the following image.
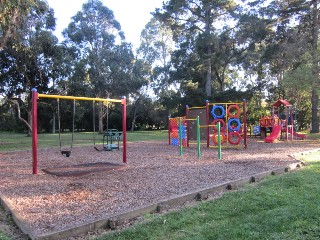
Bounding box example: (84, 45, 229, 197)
(42, 162, 126, 177)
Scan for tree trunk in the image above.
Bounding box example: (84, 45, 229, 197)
(131, 117, 136, 132)
(204, 3, 212, 98)
(98, 102, 104, 134)
(310, 0, 319, 133)
(27, 109, 32, 136)
(52, 112, 56, 134)
(311, 89, 319, 133)
(0, 9, 19, 51)
(205, 57, 212, 97)
(131, 107, 137, 132)
(10, 99, 32, 135)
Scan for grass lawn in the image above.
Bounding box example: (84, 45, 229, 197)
(0, 231, 10, 240)
(0, 131, 168, 152)
(0, 131, 318, 152)
(305, 131, 320, 140)
(98, 150, 320, 240)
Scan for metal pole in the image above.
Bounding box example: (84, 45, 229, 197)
(286, 106, 289, 142)
(197, 116, 201, 158)
(168, 116, 171, 145)
(179, 118, 183, 156)
(291, 106, 294, 141)
(205, 100, 210, 148)
(186, 105, 190, 147)
(218, 122, 222, 160)
(31, 88, 38, 174)
(122, 97, 127, 163)
(243, 99, 247, 149)
(37, 94, 122, 103)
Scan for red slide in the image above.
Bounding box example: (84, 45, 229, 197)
(265, 125, 282, 143)
(291, 129, 307, 140)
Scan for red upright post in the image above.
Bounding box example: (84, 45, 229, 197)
(205, 100, 210, 148)
(287, 106, 290, 141)
(290, 106, 294, 141)
(122, 97, 127, 163)
(31, 88, 38, 174)
(243, 99, 247, 149)
(168, 116, 172, 145)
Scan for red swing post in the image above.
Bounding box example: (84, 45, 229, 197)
(32, 88, 38, 174)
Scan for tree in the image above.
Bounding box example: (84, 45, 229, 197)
(0, 0, 57, 134)
(138, 17, 174, 96)
(155, 0, 238, 97)
(234, 0, 318, 131)
(127, 94, 153, 132)
(265, 0, 319, 132)
(63, 0, 145, 133)
(281, 63, 313, 129)
(310, 0, 319, 133)
(0, 0, 36, 50)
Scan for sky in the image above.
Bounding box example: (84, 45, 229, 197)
(46, 0, 165, 49)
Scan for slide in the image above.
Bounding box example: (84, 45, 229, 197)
(265, 125, 282, 143)
(289, 128, 307, 140)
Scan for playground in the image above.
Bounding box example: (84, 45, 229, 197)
(0, 95, 319, 239)
(0, 137, 319, 239)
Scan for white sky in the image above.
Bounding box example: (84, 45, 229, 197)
(46, 0, 164, 49)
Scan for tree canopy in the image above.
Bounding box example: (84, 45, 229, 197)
(0, 0, 319, 133)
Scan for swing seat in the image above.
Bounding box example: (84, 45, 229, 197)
(61, 150, 71, 157)
(94, 146, 103, 151)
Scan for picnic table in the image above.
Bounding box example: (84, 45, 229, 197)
(103, 129, 122, 151)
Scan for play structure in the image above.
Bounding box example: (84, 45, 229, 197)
(169, 116, 223, 159)
(259, 99, 306, 143)
(31, 89, 127, 174)
(168, 100, 247, 156)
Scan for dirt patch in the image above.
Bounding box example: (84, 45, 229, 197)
(0, 139, 319, 239)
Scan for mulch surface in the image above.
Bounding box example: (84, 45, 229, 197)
(42, 162, 126, 177)
(0, 138, 319, 238)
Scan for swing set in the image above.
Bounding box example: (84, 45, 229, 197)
(31, 89, 127, 174)
(56, 98, 75, 157)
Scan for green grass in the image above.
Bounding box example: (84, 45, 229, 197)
(306, 132, 320, 140)
(0, 232, 11, 240)
(0, 131, 167, 152)
(0, 205, 13, 240)
(98, 150, 320, 240)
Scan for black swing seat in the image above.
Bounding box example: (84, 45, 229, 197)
(61, 150, 71, 157)
(94, 146, 102, 151)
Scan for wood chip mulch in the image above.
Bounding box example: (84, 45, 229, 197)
(0, 138, 319, 238)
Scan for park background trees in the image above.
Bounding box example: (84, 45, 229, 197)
(0, 0, 319, 133)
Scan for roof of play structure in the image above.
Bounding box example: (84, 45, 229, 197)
(273, 99, 292, 107)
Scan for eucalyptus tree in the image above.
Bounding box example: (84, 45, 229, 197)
(138, 17, 174, 96)
(63, 0, 145, 133)
(281, 2, 319, 132)
(310, 0, 319, 133)
(154, 0, 240, 98)
(127, 94, 153, 132)
(0, 0, 36, 50)
(256, 0, 319, 132)
(0, 0, 57, 133)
